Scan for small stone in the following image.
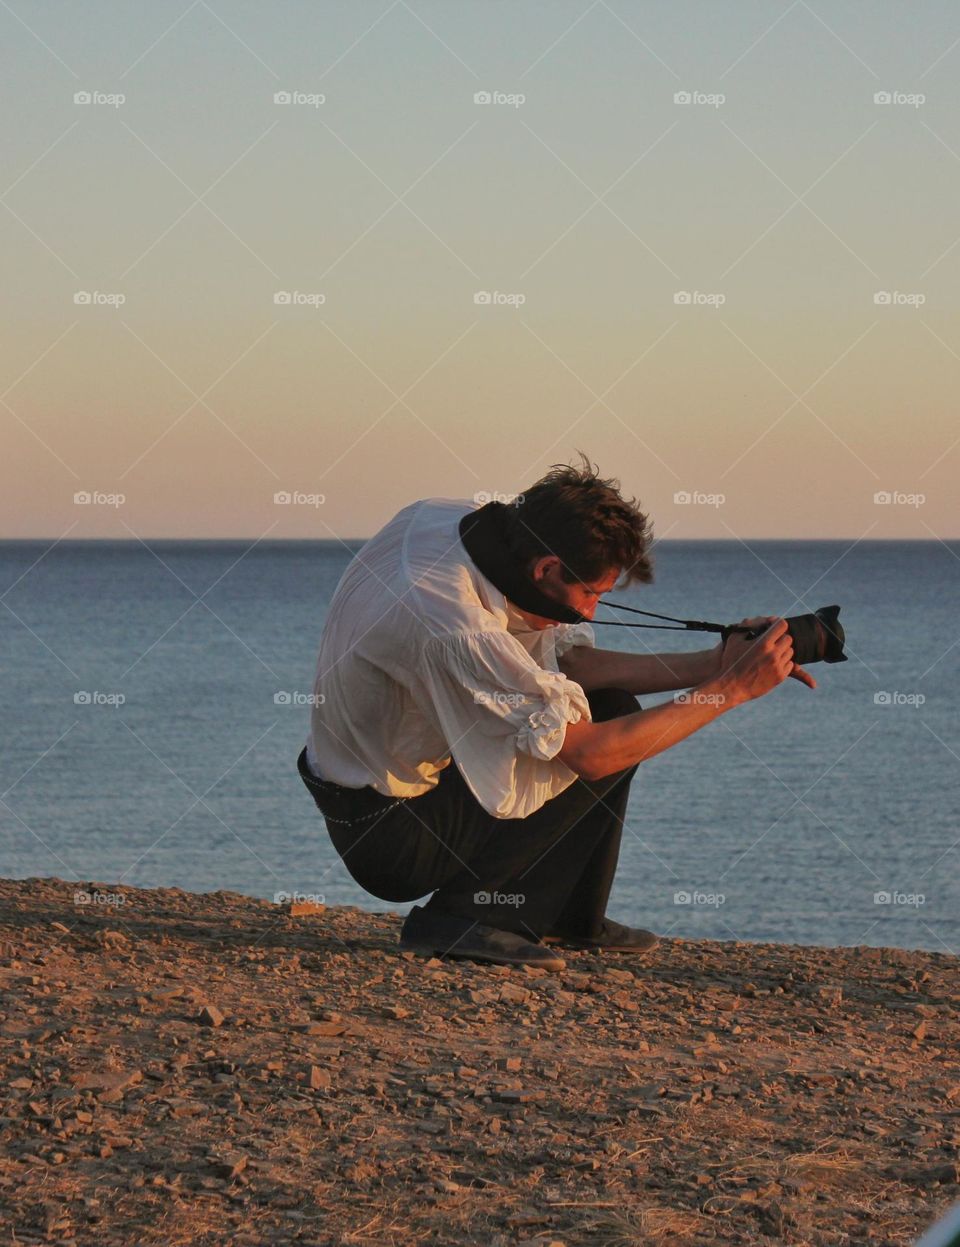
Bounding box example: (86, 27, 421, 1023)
(497, 1056, 522, 1071)
(197, 1005, 226, 1028)
(150, 985, 186, 1002)
(73, 1070, 143, 1095)
(298, 1020, 347, 1037)
(308, 1066, 331, 1090)
(290, 900, 324, 916)
(904, 1163, 960, 1187)
(211, 1153, 248, 1181)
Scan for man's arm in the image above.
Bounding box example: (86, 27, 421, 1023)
(557, 618, 808, 781)
(557, 641, 720, 694)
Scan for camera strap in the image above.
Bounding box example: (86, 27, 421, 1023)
(595, 600, 732, 634)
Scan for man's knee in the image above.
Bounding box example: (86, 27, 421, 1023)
(586, 686, 641, 723)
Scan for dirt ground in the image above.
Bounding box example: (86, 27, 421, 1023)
(0, 876, 957, 1246)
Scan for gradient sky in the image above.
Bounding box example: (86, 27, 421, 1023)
(2, 1, 958, 541)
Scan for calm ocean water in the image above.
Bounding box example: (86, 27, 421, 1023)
(1, 538, 957, 954)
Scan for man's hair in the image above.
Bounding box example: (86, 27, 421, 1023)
(503, 452, 654, 587)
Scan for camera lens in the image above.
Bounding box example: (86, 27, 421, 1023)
(784, 605, 846, 665)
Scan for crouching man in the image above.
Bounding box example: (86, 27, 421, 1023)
(297, 456, 811, 971)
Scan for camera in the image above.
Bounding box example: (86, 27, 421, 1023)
(724, 605, 847, 665)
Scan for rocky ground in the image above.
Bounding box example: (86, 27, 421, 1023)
(0, 878, 958, 1246)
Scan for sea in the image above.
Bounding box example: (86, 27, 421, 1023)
(1, 538, 957, 955)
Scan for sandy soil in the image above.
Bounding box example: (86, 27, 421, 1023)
(0, 877, 958, 1246)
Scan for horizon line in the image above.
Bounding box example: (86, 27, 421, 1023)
(1, 535, 955, 545)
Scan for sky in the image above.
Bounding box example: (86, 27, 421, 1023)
(1, 0, 958, 541)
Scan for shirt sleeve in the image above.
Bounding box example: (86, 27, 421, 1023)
(552, 620, 596, 661)
(418, 629, 593, 819)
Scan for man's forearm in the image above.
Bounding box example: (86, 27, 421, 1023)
(557, 643, 719, 694)
(570, 672, 741, 778)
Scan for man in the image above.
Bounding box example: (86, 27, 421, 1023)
(297, 457, 814, 971)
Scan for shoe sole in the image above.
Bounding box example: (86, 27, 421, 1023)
(541, 934, 659, 953)
(399, 935, 566, 972)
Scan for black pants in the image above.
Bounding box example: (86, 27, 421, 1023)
(296, 687, 640, 943)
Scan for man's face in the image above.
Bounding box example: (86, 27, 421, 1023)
(513, 558, 620, 630)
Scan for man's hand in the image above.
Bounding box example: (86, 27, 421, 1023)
(788, 661, 817, 690)
(721, 615, 817, 694)
(716, 616, 797, 704)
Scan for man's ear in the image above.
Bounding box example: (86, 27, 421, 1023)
(530, 555, 561, 583)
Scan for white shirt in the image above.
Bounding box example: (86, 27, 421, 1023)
(305, 497, 597, 819)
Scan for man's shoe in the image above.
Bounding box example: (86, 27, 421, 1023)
(399, 904, 566, 971)
(541, 917, 659, 953)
